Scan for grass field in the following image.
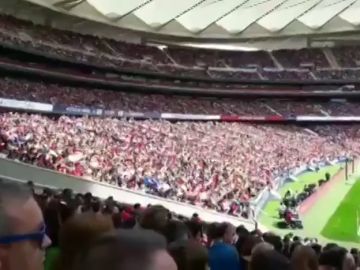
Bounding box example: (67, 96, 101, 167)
(259, 162, 360, 246)
(321, 179, 360, 243)
(260, 164, 341, 228)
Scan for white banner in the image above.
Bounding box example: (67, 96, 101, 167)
(0, 98, 53, 112)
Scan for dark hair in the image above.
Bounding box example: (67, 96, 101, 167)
(289, 241, 302, 258)
(263, 232, 283, 253)
(91, 199, 101, 213)
(43, 198, 62, 247)
(186, 220, 203, 239)
(240, 235, 262, 259)
(293, 236, 301, 242)
(206, 222, 220, 241)
(139, 205, 169, 234)
(251, 249, 290, 270)
(236, 225, 249, 236)
(26, 180, 35, 193)
(351, 248, 359, 267)
(291, 245, 318, 270)
(57, 213, 114, 270)
(164, 220, 189, 244)
(74, 229, 168, 270)
(310, 243, 322, 257)
(212, 222, 230, 240)
(323, 243, 338, 252)
(168, 240, 208, 270)
(319, 247, 348, 270)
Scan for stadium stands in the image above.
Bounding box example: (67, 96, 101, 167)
(0, 14, 359, 217)
(0, 14, 359, 82)
(1, 77, 360, 116)
(1, 75, 360, 214)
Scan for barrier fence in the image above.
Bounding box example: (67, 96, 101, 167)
(0, 157, 257, 230)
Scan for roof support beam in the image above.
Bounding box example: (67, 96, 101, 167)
(53, 0, 85, 10)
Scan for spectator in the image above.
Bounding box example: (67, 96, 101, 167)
(185, 220, 203, 243)
(56, 212, 114, 270)
(350, 248, 359, 268)
(139, 205, 170, 235)
(168, 240, 208, 270)
(311, 243, 323, 257)
(291, 245, 318, 270)
(319, 247, 356, 270)
(208, 222, 241, 270)
(73, 229, 177, 270)
(251, 249, 290, 270)
(263, 232, 283, 253)
(163, 220, 189, 244)
(239, 235, 263, 262)
(0, 178, 51, 270)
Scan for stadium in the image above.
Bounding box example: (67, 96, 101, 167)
(1, 0, 360, 270)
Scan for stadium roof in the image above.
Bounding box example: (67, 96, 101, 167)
(5, 0, 360, 42)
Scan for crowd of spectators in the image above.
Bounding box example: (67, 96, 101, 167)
(1, 179, 359, 270)
(0, 76, 360, 215)
(0, 15, 360, 81)
(0, 110, 358, 216)
(1, 77, 360, 116)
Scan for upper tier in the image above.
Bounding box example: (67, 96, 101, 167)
(1, 14, 360, 83)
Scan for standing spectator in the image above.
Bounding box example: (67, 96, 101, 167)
(319, 247, 356, 270)
(0, 179, 51, 270)
(73, 229, 177, 270)
(208, 223, 241, 270)
(163, 220, 189, 244)
(168, 240, 208, 270)
(139, 205, 170, 235)
(186, 220, 203, 243)
(291, 246, 318, 270)
(251, 249, 290, 270)
(55, 212, 114, 270)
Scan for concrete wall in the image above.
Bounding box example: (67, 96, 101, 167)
(0, 157, 256, 229)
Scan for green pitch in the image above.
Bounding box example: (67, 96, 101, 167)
(259, 165, 341, 228)
(321, 179, 360, 243)
(258, 164, 360, 246)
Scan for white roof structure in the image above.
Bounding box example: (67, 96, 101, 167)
(3, 0, 360, 42)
